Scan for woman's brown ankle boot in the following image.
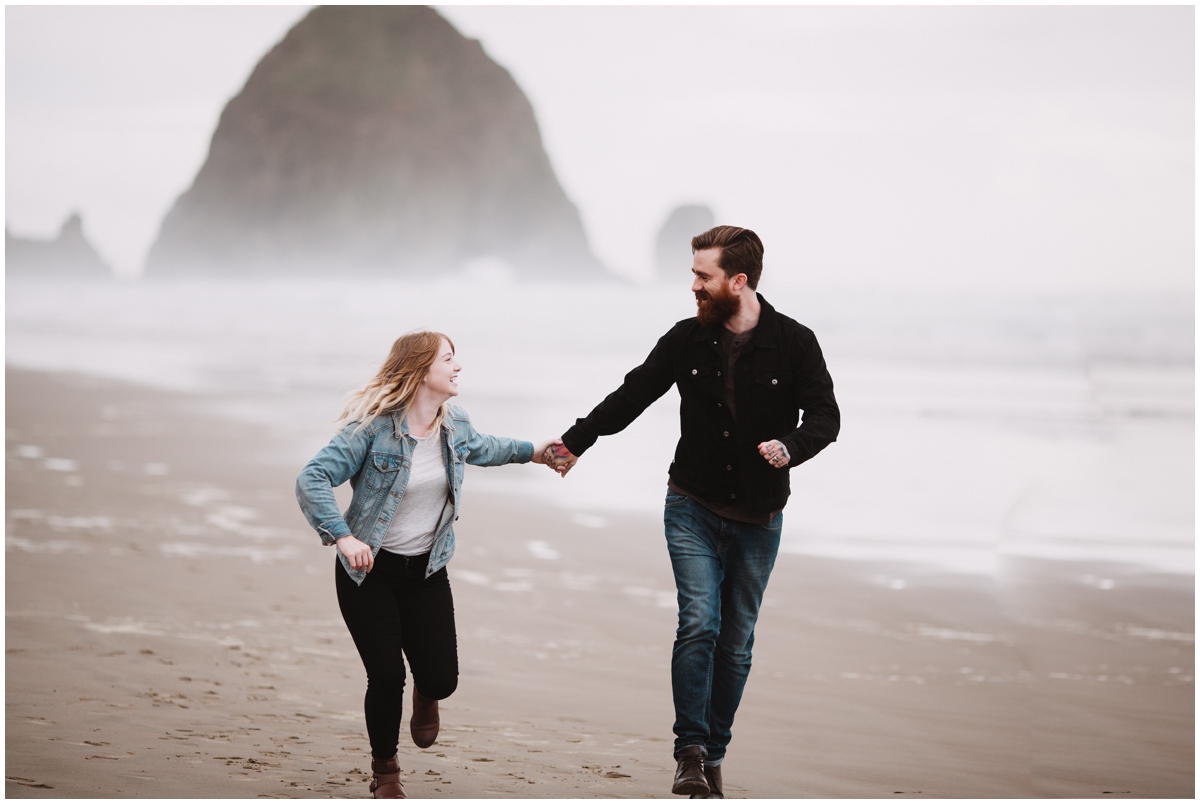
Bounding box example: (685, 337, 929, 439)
(410, 688, 440, 748)
(369, 754, 406, 799)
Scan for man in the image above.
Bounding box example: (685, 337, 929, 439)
(548, 225, 840, 798)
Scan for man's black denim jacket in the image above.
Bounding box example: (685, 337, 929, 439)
(562, 294, 840, 516)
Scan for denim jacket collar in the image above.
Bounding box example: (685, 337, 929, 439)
(390, 407, 454, 441)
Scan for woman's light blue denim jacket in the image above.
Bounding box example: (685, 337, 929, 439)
(295, 404, 533, 585)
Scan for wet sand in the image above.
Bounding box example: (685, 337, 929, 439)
(5, 366, 1193, 798)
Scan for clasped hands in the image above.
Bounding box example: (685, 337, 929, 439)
(532, 438, 790, 477)
(532, 439, 577, 477)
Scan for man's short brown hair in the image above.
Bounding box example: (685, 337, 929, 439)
(691, 225, 764, 289)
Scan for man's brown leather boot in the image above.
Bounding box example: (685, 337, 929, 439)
(690, 763, 724, 799)
(672, 745, 710, 796)
(369, 754, 406, 798)
(410, 688, 440, 749)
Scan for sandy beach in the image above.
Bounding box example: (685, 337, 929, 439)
(5, 365, 1193, 798)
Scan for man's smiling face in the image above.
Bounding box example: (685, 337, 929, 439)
(691, 247, 741, 327)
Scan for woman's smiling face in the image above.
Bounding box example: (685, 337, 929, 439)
(421, 338, 460, 399)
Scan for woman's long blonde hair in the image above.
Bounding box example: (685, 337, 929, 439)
(337, 331, 455, 434)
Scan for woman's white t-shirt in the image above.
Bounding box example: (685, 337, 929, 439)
(380, 431, 449, 556)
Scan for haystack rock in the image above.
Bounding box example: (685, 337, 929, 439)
(656, 204, 714, 281)
(146, 5, 602, 279)
(6, 213, 111, 278)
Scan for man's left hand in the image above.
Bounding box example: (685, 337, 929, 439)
(757, 440, 790, 468)
(533, 439, 577, 477)
(549, 443, 578, 477)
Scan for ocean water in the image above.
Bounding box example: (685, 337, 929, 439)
(6, 277, 1194, 576)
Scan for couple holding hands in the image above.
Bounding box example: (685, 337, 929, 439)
(296, 225, 840, 798)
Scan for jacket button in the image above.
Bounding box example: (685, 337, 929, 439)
(730, 493, 737, 500)
(723, 431, 729, 437)
(692, 369, 698, 376)
(717, 402, 722, 407)
(772, 378, 778, 385)
(726, 465, 732, 471)
(717, 371, 721, 377)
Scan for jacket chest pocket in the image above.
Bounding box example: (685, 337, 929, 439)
(679, 363, 717, 393)
(754, 370, 792, 390)
(366, 452, 403, 491)
(752, 370, 794, 413)
(447, 443, 468, 489)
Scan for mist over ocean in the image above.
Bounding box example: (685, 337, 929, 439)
(8, 277, 1192, 576)
(8, 3, 1192, 582)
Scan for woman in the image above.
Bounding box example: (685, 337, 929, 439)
(295, 331, 562, 798)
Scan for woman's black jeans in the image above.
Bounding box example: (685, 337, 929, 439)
(335, 549, 459, 759)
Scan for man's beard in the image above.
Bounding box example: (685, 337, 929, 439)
(695, 283, 740, 327)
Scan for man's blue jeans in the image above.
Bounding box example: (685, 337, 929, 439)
(663, 488, 782, 764)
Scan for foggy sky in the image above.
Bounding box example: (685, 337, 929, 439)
(6, 5, 1193, 291)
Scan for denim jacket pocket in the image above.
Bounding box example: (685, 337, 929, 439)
(447, 443, 466, 487)
(366, 452, 403, 491)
